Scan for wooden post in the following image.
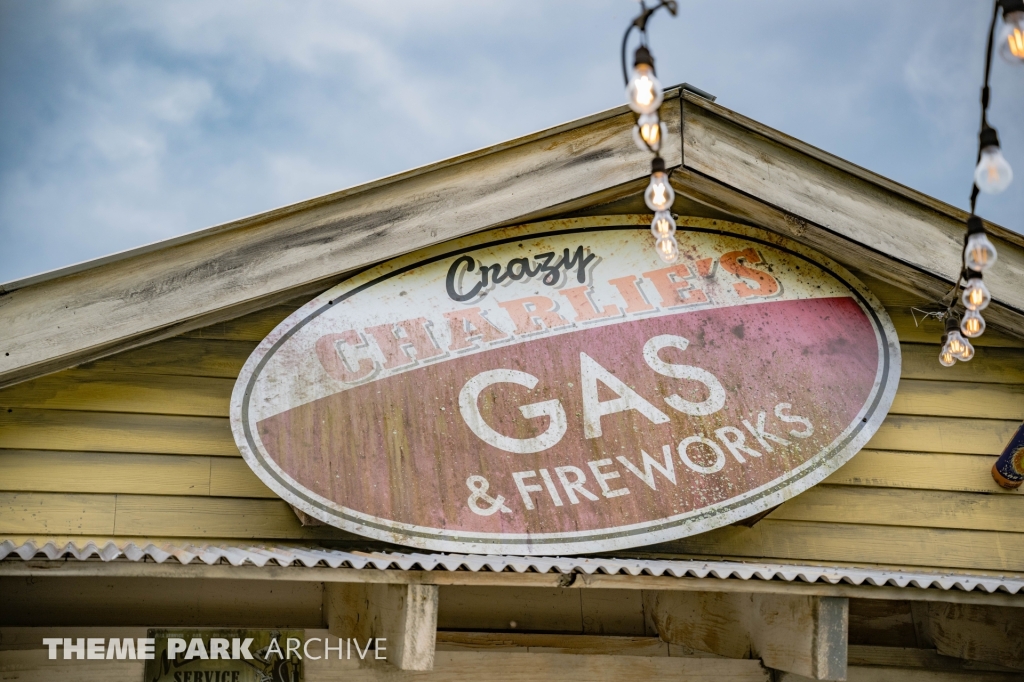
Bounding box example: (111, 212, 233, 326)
(323, 582, 439, 671)
(644, 591, 848, 680)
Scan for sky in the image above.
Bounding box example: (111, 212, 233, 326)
(0, 0, 1021, 284)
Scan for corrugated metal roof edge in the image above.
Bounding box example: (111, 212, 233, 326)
(3, 539, 1022, 595)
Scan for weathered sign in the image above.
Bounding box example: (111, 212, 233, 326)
(230, 216, 900, 555)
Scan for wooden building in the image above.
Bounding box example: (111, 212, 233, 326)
(1, 87, 1022, 681)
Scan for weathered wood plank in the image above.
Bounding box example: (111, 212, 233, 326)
(0, 577, 324, 627)
(779, 666, 1023, 682)
(438, 586, 583, 633)
(0, 627, 149, 651)
(0, 97, 682, 390)
(0, 409, 237, 456)
(0, 450, 211, 496)
(900, 344, 1024, 384)
(865, 416, 1019, 455)
(301, 649, 771, 682)
(925, 604, 1024, 671)
(0, 650, 143, 681)
(680, 94, 1024, 320)
(0, 371, 233, 417)
(644, 592, 848, 680)
(182, 304, 298, 342)
(0, 492, 115, 535)
(580, 589, 646, 636)
(888, 380, 1024, 420)
(672, 164, 1024, 345)
(848, 645, 1022, 673)
(325, 583, 439, 670)
(826, 451, 1020, 495)
(111, 494, 355, 539)
(210, 456, 277, 498)
(77, 338, 256, 378)
(656, 520, 1024, 572)
(434, 632, 673, 657)
(767, 485, 1024, 533)
(851, 271, 1024, 349)
(891, 315, 1024, 349)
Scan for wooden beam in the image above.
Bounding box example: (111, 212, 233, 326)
(923, 603, 1024, 671)
(0, 97, 682, 390)
(643, 592, 848, 680)
(324, 582, 439, 671)
(678, 93, 1024, 323)
(3, 561, 1022, 608)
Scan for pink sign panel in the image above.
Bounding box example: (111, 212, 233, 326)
(230, 217, 901, 555)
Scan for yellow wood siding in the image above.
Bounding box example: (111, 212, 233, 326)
(1, 276, 1022, 573)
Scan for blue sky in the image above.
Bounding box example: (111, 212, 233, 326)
(1, 1, 1021, 283)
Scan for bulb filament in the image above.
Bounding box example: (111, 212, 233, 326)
(1009, 28, 1024, 58)
(634, 76, 655, 107)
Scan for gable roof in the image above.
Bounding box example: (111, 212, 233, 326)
(1, 88, 1022, 389)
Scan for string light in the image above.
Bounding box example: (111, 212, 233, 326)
(633, 113, 667, 153)
(974, 127, 1013, 194)
(998, 2, 1024, 63)
(621, 1, 678, 262)
(938, 0, 1019, 366)
(644, 158, 675, 211)
(961, 270, 992, 310)
(626, 47, 664, 115)
(651, 211, 676, 238)
(964, 217, 999, 272)
(655, 236, 680, 263)
(962, 309, 987, 338)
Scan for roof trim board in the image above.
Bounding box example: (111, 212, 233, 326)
(1, 90, 1023, 390)
(0, 96, 682, 390)
(675, 94, 1024, 331)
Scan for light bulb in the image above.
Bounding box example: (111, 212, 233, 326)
(655, 236, 679, 263)
(645, 171, 675, 211)
(626, 63, 664, 115)
(946, 330, 968, 357)
(939, 345, 957, 367)
(961, 277, 991, 311)
(999, 11, 1024, 64)
(947, 330, 974, 361)
(956, 335, 975, 362)
(964, 231, 998, 272)
(961, 309, 986, 338)
(651, 210, 676, 238)
(974, 146, 1013, 194)
(633, 113, 666, 152)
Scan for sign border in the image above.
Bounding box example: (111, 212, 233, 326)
(230, 216, 902, 555)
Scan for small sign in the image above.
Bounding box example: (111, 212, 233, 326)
(143, 630, 303, 682)
(231, 217, 901, 555)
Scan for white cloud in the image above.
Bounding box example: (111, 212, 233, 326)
(0, 0, 1021, 283)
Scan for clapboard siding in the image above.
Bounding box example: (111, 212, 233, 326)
(825, 451, 1016, 495)
(654, 521, 1024, 573)
(0, 409, 236, 456)
(0, 247, 1022, 574)
(0, 450, 275, 498)
(765, 485, 1023, 533)
(111, 495, 352, 539)
(78, 338, 256, 378)
(0, 371, 233, 416)
(864, 416, 1019, 455)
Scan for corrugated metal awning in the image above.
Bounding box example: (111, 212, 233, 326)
(2, 539, 1022, 595)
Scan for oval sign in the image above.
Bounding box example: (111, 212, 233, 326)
(231, 216, 900, 555)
